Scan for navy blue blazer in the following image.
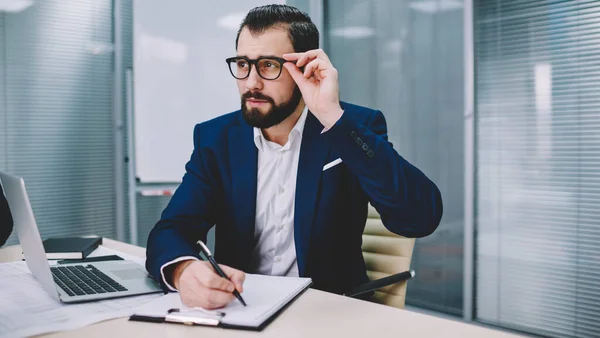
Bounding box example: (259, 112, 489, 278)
(146, 102, 443, 294)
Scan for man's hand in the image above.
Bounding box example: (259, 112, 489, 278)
(172, 260, 245, 309)
(283, 49, 343, 129)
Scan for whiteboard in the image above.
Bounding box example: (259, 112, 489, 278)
(133, 0, 285, 183)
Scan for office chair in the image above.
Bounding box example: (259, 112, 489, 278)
(357, 204, 416, 309)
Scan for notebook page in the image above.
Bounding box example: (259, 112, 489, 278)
(219, 274, 312, 327)
(133, 274, 311, 328)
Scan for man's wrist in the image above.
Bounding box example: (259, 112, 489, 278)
(172, 259, 195, 289)
(321, 107, 344, 131)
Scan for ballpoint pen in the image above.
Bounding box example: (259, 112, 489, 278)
(197, 240, 247, 306)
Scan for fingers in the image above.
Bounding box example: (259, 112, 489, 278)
(199, 285, 235, 308)
(190, 263, 235, 293)
(283, 62, 309, 87)
(283, 49, 331, 67)
(282, 52, 302, 61)
(219, 264, 246, 293)
(199, 271, 235, 292)
(177, 261, 239, 309)
(303, 59, 330, 79)
(181, 283, 234, 309)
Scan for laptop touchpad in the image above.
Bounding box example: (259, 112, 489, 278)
(110, 268, 148, 280)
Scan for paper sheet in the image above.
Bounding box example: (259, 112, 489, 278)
(135, 274, 311, 328)
(0, 258, 160, 338)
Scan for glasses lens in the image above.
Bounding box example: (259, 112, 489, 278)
(229, 58, 250, 79)
(257, 58, 282, 80)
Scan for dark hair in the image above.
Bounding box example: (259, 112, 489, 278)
(235, 4, 319, 53)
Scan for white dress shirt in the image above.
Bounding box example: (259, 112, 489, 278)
(247, 106, 308, 277)
(160, 106, 308, 290)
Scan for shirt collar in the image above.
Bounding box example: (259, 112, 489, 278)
(253, 105, 309, 152)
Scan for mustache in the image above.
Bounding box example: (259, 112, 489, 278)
(242, 91, 274, 104)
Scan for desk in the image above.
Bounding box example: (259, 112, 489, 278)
(0, 238, 524, 338)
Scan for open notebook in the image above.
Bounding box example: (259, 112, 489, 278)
(130, 274, 312, 331)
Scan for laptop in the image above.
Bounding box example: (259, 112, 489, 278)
(0, 171, 163, 303)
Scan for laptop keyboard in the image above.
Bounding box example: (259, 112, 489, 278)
(50, 265, 128, 297)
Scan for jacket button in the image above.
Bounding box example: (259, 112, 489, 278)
(362, 144, 369, 152)
(350, 131, 358, 140)
(367, 149, 375, 158)
(356, 138, 363, 146)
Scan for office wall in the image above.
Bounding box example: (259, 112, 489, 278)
(114, 0, 172, 247)
(286, 0, 310, 14)
(0, 1, 116, 244)
(325, 0, 465, 316)
(120, 0, 133, 243)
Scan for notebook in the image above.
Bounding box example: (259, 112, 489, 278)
(42, 237, 102, 259)
(130, 274, 312, 331)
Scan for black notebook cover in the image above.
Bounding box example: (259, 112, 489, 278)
(42, 237, 102, 259)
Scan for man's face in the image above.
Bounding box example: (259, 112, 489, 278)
(235, 26, 302, 129)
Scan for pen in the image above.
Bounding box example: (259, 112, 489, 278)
(197, 240, 247, 307)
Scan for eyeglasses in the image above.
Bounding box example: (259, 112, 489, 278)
(225, 56, 289, 80)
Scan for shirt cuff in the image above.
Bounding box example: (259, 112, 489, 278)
(160, 256, 200, 291)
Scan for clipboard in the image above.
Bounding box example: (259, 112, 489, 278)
(130, 307, 224, 326)
(130, 274, 313, 331)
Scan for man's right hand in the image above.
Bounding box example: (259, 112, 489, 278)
(172, 260, 246, 309)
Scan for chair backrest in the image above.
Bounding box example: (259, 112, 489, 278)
(362, 204, 416, 308)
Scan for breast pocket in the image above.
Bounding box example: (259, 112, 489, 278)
(322, 158, 343, 172)
(321, 156, 345, 193)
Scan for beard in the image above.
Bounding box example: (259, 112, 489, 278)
(241, 87, 302, 129)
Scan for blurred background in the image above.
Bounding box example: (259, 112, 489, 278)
(0, 1, 599, 337)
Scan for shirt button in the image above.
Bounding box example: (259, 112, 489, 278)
(279, 187, 285, 194)
(275, 256, 282, 262)
(276, 225, 283, 232)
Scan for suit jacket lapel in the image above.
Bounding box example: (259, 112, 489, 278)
(228, 114, 257, 269)
(295, 112, 331, 276)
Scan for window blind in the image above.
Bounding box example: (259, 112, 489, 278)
(0, 13, 7, 172)
(475, 1, 600, 337)
(1, 1, 116, 244)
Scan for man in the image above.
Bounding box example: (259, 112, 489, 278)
(146, 4, 443, 309)
(0, 181, 14, 247)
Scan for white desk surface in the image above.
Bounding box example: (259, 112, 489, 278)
(0, 238, 525, 338)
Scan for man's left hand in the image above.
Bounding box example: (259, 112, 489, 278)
(283, 49, 343, 129)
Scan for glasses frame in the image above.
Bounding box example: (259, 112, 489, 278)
(225, 56, 290, 80)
